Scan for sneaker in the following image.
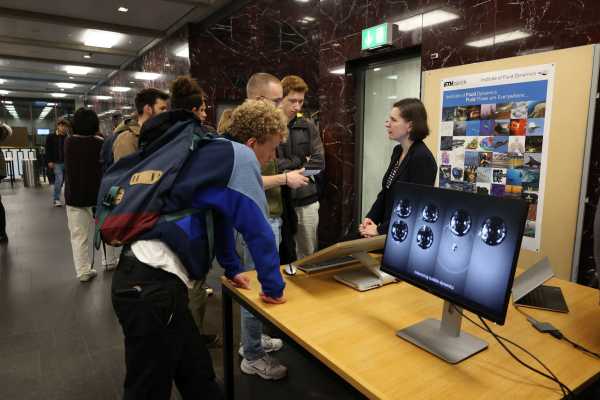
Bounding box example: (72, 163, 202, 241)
(79, 270, 97, 282)
(240, 354, 287, 380)
(238, 334, 283, 357)
(53, 200, 62, 207)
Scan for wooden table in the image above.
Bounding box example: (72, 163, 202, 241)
(221, 266, 600, 399)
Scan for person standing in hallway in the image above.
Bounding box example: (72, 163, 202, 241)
(0, 122, 11, 244)
(111, 88, 170, 163)
(45, 118, 70, 207)
(277, 75, 325, 259)
(359, 98, 437, 238)
(64, 108, 106, 282)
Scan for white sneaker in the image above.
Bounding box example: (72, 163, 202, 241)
(53, 200, 62, 207)
(240, 354, 287, 380)
(238, 334, 283, 357)
(79, 270, 98, 282)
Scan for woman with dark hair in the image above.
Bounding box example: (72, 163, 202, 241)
(359, 98, 437, 237)
(171, 76, 207, 121)
(64, 108, 115, 282)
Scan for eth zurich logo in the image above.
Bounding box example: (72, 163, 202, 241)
(443, 79, 467, 87)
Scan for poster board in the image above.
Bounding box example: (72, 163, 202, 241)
(422, 45, 597, 280)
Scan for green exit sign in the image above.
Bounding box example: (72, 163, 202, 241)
(361, 23, 393, 50)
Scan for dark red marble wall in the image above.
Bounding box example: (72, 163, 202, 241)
(188, 0, 320, 124)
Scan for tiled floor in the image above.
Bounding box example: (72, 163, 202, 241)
(0, 183, 362, 399)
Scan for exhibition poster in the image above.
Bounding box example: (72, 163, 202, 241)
(438, 64, 555, 251)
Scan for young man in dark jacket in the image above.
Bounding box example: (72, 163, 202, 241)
(45, 119, 70, 207)
(277, 75, 325, 259)
(0, 122, 11, 243)
(64, 108, 114, 282)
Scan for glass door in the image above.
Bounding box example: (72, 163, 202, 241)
(359, 56, 421, 218)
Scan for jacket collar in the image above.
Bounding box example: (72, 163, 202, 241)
(138, 109, 197, 148)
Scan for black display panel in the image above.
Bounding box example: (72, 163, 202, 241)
(381, 183, 528, 325)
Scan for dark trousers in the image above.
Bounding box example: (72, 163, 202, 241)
(111, 252, 222, 400)
(0, 194, 5, 236)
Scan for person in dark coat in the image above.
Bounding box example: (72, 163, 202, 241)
(0, 122, 11, 243)
(359, 98, 437, 237)
(45, 118, 70, 206)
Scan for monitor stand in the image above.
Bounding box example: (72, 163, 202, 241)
(333, 251, 397, 292)
(396, 301, 488, 364)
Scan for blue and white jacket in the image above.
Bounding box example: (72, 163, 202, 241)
(136, 113, 285, 298)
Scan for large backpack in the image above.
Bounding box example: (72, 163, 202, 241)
(94, 116, 213, 249)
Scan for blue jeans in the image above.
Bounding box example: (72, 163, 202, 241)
(239, 217, 281, 361)
(53, 163, 65, 202)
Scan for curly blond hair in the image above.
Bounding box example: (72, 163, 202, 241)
(229, 100, 288, 144)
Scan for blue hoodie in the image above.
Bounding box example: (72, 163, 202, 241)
(136, 112, 285, 298)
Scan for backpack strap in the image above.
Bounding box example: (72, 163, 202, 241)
(94, 185, 120, 249)
(162, 208, 215, 262)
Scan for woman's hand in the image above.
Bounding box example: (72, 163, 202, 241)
(358, 218, 378, 237)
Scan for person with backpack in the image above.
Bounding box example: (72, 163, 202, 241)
(64, 108, 106, 282)
(112, 88, 169, 163)
(101, 77, 287, 399)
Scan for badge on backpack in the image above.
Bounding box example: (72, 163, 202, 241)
(130, 170, 163, 185)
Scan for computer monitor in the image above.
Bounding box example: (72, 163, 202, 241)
(381, 182, 528, 363)
(37, 128, 50, 135)
(292, 235, 397, 291)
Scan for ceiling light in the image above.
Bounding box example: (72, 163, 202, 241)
(83, 53, 92, 59)
(95, 95, 112, 100)
(303, 16, 316, 22)
(121, 106, 132, 110)
(118, 6, 129, 13)
(0, 90, 9, 95)
(387, 75, 398, 80)
(466, 30, 530, 47)
(388, 96, 398, 99)
(295, 0, 310, 2)
(51, 93, 67, 98)
(69, 76, 75, 80)
(0, 79, 5, 84)
(329, 66, 345, 75)
(2, 100, 12, 104)
(111, 86, 131, 93)
(395, 9, 459, 32)
(373, 67, 381, 72)
(56, 82, 76, 89)
(175, 44, 189, 58)
(134, 72, 162, 80)
(82, 29, 123, 48)
(46, 102, 56, 106)
(65, 65, 92, 75)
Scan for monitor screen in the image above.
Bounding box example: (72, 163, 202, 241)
(381, 183, 528, 325)
(37, 128, 50, 135)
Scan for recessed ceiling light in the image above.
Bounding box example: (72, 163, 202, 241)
(0, 79, 5, 84)
(395, 9, 459, 32)
(2, 100, 12, 104)
(373, 67, 381, 72)
(82, 29, 122, 48)
(303, 16, 316, 22)
(65, 65, 92, 75)
(175, 44, 189, 58)
(0, 90, 9, 95)
(46, 102, 56, 106)
(83, 53, 92, 59)
(95, 95, 112, 100)
(121, 106, 132, 110)
(329, 66, 345, 75)
(111, 86, 131, 93)
(51, 93, 67, 98)
(387, 75, 398, 80)
(466, 30, 531, 47)
(134, 72, 162, 80)
(295, 0, 310, 2)
(118, 6, 129, 12)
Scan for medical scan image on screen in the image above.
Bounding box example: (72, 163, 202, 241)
(382, 183, 527, 322)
